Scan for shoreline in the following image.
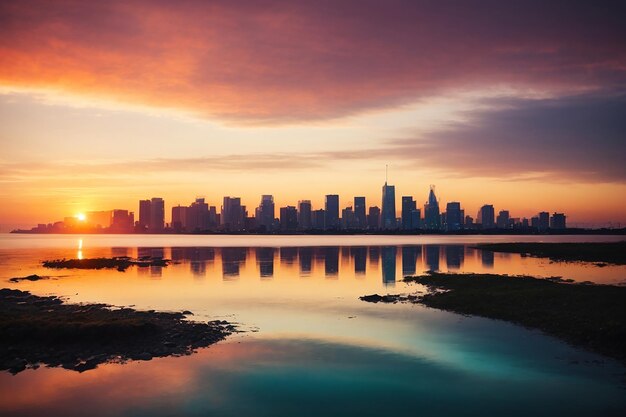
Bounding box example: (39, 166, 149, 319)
(0, 289, 235, 375)
(361, 272, 626, 364)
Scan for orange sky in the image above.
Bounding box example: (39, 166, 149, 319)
(0, 1, 625, 230)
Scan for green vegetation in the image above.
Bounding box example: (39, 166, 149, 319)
(0, 288, 234, 374)
(473, 241, 626, 265)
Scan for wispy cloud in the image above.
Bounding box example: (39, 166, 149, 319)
(2, 92, 624, 184)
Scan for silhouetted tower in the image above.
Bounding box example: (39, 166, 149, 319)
(381, 166, 397, 230)
(423, 186, 441, 230)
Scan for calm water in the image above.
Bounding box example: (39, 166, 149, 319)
(1, 234, 625, 416)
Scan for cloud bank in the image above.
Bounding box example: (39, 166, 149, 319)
(1, 0, 625, 122)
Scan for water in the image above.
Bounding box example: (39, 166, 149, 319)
(1, 234, 625, 416)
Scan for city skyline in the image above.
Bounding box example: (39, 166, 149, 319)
(1, 1, 625, 230)
(17, 181, 572, 234)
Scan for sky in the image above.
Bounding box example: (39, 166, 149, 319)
(1, 0, 625, 230)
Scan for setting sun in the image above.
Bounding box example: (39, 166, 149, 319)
(76, 213, 86, 222)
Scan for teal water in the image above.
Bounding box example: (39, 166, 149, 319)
(0, 235, 624, 416)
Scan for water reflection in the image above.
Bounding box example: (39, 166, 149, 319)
(256, 247, 275, 278)
(21, 242, 623, 285)
(425, 245, 440, 272)
(222, 247, 247, 280)
(445, 245, 464, 270)
(481, 250, 495, 268)
(381, 246, 397, 286)
(352, 247, 367, 276)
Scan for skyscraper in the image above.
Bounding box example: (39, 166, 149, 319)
(496, 210, 510, 229)
(279, 206, 298, 231)
(171, 205, 188, 231)
(367, 206, 381, 230)
(149, 197, 165, 231)
(311, 209, 325, 230)
(324, 194, 339, 230)
(341, 206, 355, 229)
(354, 197, 366, 230)
(138, 199, 151, 231)
(538, 211, 550, 231)
(187, 198, 210, 231)
(550, 212, 566, 229)
(255, 195, 275, 231)
(478, 205, 495, 229)
(445, 202, 462, 231)
(222, 197, 244, 231)
(298, 200, 312, 230)
(381, 182, 396, 230)
(401, 196, 416, 230)
(423, 186, 441, 230)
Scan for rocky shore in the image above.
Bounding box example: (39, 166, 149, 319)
(0, 288, 234, 374)
(42, 257, 170, 271)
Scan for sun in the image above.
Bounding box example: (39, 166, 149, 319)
(76, 213, 86, 221)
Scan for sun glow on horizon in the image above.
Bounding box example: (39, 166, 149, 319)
(76, 213, 86, 221)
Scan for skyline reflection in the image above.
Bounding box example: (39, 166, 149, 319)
(82, 244, 504, 283)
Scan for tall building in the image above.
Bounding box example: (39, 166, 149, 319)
(538, 211, 550, 231)
(139, 198, 164, 232)
(341, 206, 355, 229)
(478, 205, 495, 229)
(111, 209, 134, 233)
(354, 197, 367, 230)
(298, 200, 312, 230)
(171, 205, 188, 231)
(367, 206, 381, 230)
(401, 196, 417, 230)
(445, 202, 462, 231)
(324, 194, 339, 230)
(256, 195, 275, 231)
(187, 198, 210, 231)
(221, 197, 244, 231)
(311, 209, 325, 230)
(381, 182, 396, 230)
(138, 199, 151, 230)
(423, 186, 441, 230)
(496, 210, 510, 229)
(279, 206, 298, 231)
(550, 213, 566, 229)
(411, 209, 421, 230)
(149, 198, 165, 231)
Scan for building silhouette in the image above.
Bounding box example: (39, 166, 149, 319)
(138, 198, 164, 232)
(381, 182, 397, 230)
(171, 205, 187, 231)
(312, 209, 325, 230)
(538, 211, 550, 231)
(424, 186, 441, 230)
(496, 210, 510, 229)
(550, 212, 566, 229)
(445, 202, 462, 231)
(401, 196, 417, 230)
(280, 206, 298, 231)
(354, 197, 367, 230)
(478, 205, 495, 229)
(324, 195, 339, 230)
(256, 195, 275, 231)
(221, 197, 245, 231)
(341, 206, 355, 229)
(298, 200, 312, 230)
(367, 206, 381, 230)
